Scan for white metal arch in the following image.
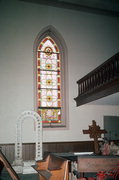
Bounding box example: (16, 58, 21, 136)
(15, 111, 42, 164)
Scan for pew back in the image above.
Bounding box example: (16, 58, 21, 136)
(33, 154, 69, 180)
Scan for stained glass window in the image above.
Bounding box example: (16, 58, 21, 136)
(37, 36, 61, 125)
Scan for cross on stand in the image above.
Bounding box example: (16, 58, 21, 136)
(83, 120, 107, 154)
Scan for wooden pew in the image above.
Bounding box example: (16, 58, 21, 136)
(32, 154, 69, 180)
(0, 159, 4, 175)
(0, 149, 20, 180)
(77, 155, 119, 173)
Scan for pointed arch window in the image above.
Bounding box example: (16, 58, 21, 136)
(35, 29, 68, 128)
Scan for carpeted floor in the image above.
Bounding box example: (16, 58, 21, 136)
(0, 169, 115, 180)
(0, 170, 39, 180)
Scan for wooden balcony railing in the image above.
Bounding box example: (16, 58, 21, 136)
(74, 52, 119, 106)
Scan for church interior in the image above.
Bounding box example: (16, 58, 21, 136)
(0, 0, 119, 179)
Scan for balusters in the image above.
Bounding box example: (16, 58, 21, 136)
(77, 53, 119, 96)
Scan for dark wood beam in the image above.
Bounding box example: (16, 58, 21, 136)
(19, 0, 119, 16)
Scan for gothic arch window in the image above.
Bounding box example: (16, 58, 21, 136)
(34, 26, 68, 128)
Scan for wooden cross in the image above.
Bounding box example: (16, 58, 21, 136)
(83, 120, 107, 154)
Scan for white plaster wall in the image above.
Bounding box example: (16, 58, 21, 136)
(0, 0, 119, 143)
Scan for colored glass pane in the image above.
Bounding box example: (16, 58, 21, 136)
(38, 89, 60, 107)
(38, 71, 60, 89)
(37, 36, 61, 124)
(38, 109, 61, 123)
(37, 52, 60, 71)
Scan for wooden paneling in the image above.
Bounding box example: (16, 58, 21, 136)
(43, 141, 94, 154)
(0, 144, 15, 163)
(22, 143, 35, 161)
(0, 141, 95, 163)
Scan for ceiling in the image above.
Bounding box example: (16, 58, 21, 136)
(88, 92, 119, 106)
(20, 0, 119, 16)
